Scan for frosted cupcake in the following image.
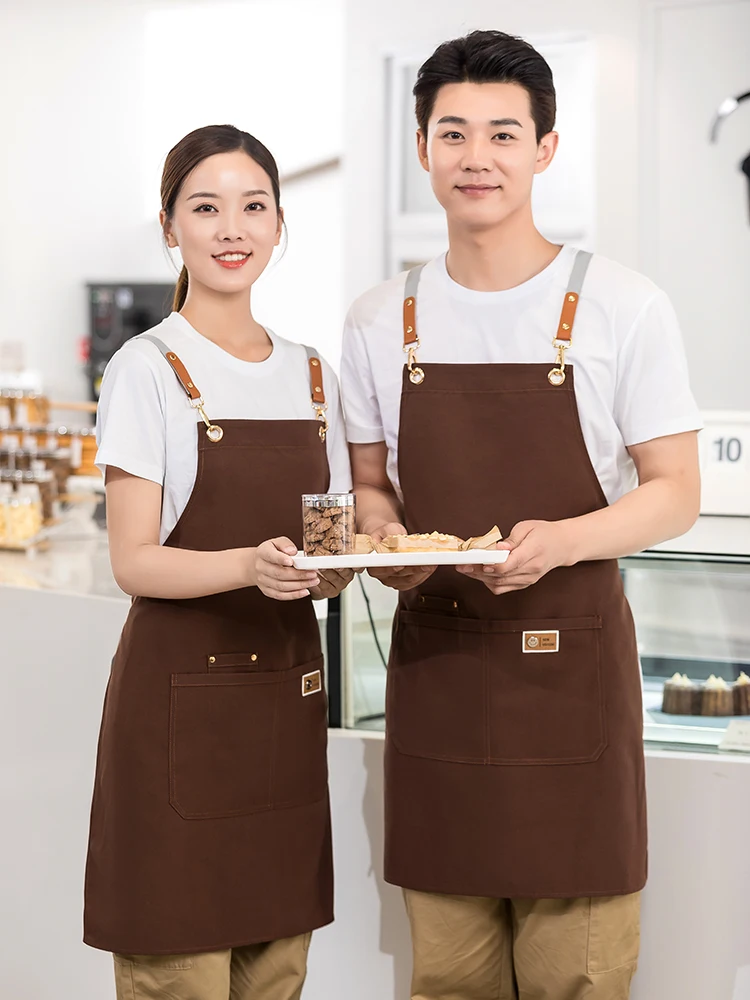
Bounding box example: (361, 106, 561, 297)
(661, 673, 697, 715)
(733, 672, 750, 716)
(701, 675, 733, 716)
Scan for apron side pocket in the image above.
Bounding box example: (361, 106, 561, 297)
(272, 655, 329, 808)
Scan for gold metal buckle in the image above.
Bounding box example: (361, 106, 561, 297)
(190, 397, 223, 442)
(313, 402, 328, 441)
(404, 340, 425, 385)
(548, 339, 568, 386)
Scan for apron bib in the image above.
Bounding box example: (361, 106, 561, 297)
(84, 339, 333, 954)
(385, 251, 647, 898)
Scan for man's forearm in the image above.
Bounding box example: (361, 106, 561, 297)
(355, 483, 404, 536)
(562, 475, 700, 565)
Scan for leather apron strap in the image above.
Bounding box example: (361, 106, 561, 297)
(140, 334, 329, 442)
(401, 250, 594, 387)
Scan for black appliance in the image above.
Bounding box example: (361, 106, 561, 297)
(85, 283, 174, 400)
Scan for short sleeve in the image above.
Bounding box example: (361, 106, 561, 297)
(614, 290, 703, 447)
(95, 344, 167, 484)
(339, 306, 385, 443)
(321, 358, 353, 494)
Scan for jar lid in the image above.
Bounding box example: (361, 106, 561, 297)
(302, 492, 356, 507)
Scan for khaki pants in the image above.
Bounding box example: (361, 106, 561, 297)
(404, 889, 640, 1000)
(113, 932, 311, 1000)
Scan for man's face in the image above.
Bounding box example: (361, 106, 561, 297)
(418, 81, 557, 230)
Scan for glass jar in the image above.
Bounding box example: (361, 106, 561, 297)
(301, 493, 356, 557)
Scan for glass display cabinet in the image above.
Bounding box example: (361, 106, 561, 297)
(337, 516, 750, 751)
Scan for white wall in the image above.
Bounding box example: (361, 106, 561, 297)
(342, 0, 750, 410)
(0, 0, 344, 405)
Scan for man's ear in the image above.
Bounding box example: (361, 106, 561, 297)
(160, 209, 178, 248)
(416, 129, 430, 173)
(534, 131, 559, 175)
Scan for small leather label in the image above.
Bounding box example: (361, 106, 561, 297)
(522, 630, 560, 653)
(302, 670, 322, 696)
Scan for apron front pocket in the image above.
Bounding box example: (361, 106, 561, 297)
(389, 611, 605, 766)
(487, 615, 605, 764)
(169, 656, 328, 820)
(389, 610, 487, 763)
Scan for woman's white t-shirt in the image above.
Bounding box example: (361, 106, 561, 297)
(340, 246, 702, 505)
(96, 312, 352, 543)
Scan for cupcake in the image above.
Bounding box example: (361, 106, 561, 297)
(734, 672, 750, 715)
(661, 673, 697, 715)
(701, 675, 733, 716)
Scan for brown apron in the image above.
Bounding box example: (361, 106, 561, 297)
(385, 251, 647, 899)
(84, 338, 333, 955)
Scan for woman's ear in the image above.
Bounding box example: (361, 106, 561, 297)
(275, 206, 285, 246)
(160, 209, 178, 248)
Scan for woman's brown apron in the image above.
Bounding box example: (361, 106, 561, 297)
(84, 338, 333, 955)
(385, 251, 647, 899)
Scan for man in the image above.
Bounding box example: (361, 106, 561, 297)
(340, 29, 701, 1000)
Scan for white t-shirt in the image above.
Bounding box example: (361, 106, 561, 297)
(340, 246, 702, 505)
(96, 312, 352, 543)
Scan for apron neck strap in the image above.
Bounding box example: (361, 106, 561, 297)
(304, 346, 328, 441)
(139, 333, 223, 442)
(554, 250, 593, 346)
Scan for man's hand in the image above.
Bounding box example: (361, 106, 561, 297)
(366, 521, 437, 592)
(456, 520, 571, 596)
(254, 538, 320, 601)
(310, 567, 355, 600)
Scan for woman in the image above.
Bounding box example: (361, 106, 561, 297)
(84, 124, 352, 999)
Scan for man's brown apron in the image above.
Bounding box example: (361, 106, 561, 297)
(385, 250, 647, 899)
(84, 338, 333, 955)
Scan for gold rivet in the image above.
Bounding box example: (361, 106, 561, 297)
(251, 654, 258, 662)
(168, 353, 176, 360)
(311, 359, 319, 366)
(453, 601, 458, 609)
(187, 382, 193, 388)
(406, 325, 414, 334)
(208, 656, 216, 664)
(406, 298, 413, 307)
(315, 385, 322, 392)
(568, 294, 576, 302)
(562, 323, 570, 331)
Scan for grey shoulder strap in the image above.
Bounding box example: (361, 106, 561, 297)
(139, 333, 172, 358)
(567, 249, 593, 295)
(404, 263, 427, 301)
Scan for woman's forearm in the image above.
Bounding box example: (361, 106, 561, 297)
(112, 543, 257, 599)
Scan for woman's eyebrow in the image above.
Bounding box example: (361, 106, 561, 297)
(186, 189, 270, 200)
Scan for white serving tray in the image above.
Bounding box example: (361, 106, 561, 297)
(293, 549, 510, 570)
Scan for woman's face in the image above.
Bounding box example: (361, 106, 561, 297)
(162, 150, 282, 299)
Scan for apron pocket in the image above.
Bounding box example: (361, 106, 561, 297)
(389, 611, 605, 766)
(487, 616, 605, 764)
(169, 657, 328, 820)
(389, 610, 487, 763)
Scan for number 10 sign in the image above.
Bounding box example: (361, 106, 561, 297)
(698, 411, 750, 517)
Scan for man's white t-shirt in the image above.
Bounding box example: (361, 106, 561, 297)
(96, 312, 352, 544)
(340, 246, 702, 505)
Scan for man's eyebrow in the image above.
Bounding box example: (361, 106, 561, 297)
(436, 116, 523, 128)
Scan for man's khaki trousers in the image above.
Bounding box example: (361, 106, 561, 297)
(404, 889, 641, 1000)
(113, 932, 311, 1000)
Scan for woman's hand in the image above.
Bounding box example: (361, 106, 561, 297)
(254, 538, 320, 601)
(365, 522, 437, 592)
(456, 521, 571, 596)
(310, 567, 355, 600)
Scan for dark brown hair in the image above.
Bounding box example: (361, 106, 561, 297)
(413, 30, 556, 143)
(161, 125, 282, 310)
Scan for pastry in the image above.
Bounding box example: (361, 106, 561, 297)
(375, 531, 462, 554)
(354, 533, 375, 555)
(734, 671, 750, 715)
(661, 673, 697, 715)
(701, 675, 733, 716)
(460, 525, 504, 551)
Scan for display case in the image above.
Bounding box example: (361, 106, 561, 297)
(340, 516, 750, 750)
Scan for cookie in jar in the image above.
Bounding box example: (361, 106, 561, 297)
(302, 493, 356, 557)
